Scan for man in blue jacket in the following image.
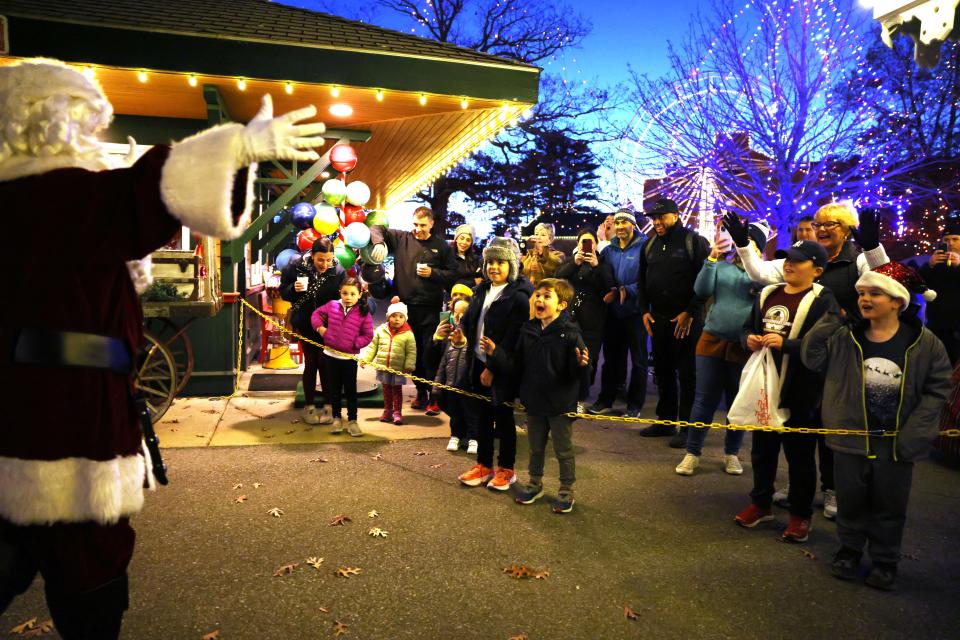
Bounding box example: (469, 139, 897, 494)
(588, 209, 649, 417)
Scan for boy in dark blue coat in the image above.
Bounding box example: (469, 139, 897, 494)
(485, 278, 590, 513)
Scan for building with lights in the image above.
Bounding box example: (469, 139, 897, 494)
(0, 0, 539, 396)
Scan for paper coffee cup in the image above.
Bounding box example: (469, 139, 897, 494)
(296, 276, 309, 288)
(417, 263, 427, 271)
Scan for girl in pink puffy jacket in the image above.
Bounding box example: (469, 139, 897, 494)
(311, 278, 374, 436)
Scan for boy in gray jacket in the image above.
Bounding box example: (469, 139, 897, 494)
(802, 262, 952, 590)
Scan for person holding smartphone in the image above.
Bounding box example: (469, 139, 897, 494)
(920, 217, 960, 364)
(556, 229, 616, 413)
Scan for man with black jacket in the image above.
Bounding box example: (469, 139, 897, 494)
(638, 198, 711, 446)
(369, 206, 458, 408)
(920, 217, 960, 364)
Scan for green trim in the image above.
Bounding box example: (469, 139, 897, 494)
(203, 84, 231, 125)
(6, 16, 540, 103)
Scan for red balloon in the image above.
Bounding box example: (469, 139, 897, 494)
(330, 144, 358, 173)
(296, 228, 321, 252)
(342, 204, 366, 225)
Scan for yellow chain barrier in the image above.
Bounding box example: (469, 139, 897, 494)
(237, 298, 960, 439)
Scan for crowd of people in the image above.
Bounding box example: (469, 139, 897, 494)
(280, 200, 959, 590)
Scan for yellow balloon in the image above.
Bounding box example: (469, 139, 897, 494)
(313, 204, 341, 235)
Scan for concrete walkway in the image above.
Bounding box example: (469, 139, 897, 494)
(3, 401, 959, 639)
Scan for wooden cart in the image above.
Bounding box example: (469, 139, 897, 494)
(137, 236, 222, 422)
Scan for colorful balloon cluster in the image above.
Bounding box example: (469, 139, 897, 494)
(284, 145, 389, 272)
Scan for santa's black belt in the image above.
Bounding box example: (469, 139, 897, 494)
(12, 328, 133, 375)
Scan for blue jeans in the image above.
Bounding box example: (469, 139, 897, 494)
(685, 354, 745, 456)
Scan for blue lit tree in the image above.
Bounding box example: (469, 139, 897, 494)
(616, 0, 934, 246)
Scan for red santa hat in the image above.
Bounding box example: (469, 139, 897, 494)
(856, 262, 936, 309)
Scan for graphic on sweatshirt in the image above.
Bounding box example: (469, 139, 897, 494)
(864, 356, 902, 428)
(762, 305, 793, 336)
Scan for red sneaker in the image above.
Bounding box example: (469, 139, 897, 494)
(410, 393, 427, 410)
(780, 516, 812, 543)
(734, 504, 774, 528)
(458, 464, 494, 487)
(425, 402, 441, 416)
(486, 467, 516, 491)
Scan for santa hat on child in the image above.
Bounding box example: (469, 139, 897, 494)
(386, 296, 408, 319)
(856, 262, 936, 310)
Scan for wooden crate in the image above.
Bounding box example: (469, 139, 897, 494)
(150, 250, 200, 301)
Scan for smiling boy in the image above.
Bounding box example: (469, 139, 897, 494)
(734, 240, 840, 542)
(484, 278, 590, 512)
(802, 262, 951, 590)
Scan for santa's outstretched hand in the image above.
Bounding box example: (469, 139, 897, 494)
(238, 94, 326, 166)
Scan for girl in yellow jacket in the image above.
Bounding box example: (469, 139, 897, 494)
(361, 297, 417, 424)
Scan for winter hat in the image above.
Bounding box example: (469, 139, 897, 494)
(450, 283, 474, 299)
(454, 224, 475, 242)
(647, 198, 680, 216)
(943, 214, 960, 237)
(856, 262, 936, 309)
(482, 237, 520, 282)
(613, 208, 637, 226)
(360, 262, 385, 284)
(747, 220, 771, 250)
(386, 296, 408, 320)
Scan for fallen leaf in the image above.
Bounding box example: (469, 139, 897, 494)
(429, 463, 445, 469)
(335, 566, 362, 578)
(285, 429, 296, 435)
(201, 630, 220, 640)
(21, 620, 53, 638)
(195, 434, 206, 438)
(253, 482, 263, 489)
(371, 453, 383, 461)
(624, 606, 640, 620)
(508, 635, 529, 640)
(368, 527, 389, 538)
(162, 418, 180, 424)
(502, 563, 533, 579)
(267, 507, 284, 517)
(273, 562, 300, 577)
(306, 557, 325, 570)
(234, 495, 247, 503)
(333, 620, 349, 636)
(367, 510, 380, 518)
(169, 428, 179, 432)
(10, 618, 37, 634)
(330, 514, 352, 526)
(318, 607, 328, 613)
(233, 483, 243, 490)
(310, 457, 329, 463)
(414, 451, 427, 456)
(533, 568, 550, 580)
(202, 409, 218, 414)
(801, 549, 816, 560)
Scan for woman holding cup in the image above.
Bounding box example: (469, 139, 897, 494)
(280, 238, 345, 424)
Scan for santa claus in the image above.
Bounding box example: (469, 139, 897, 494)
(0, 59, 325, 638)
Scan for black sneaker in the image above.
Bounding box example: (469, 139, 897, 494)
(830, 547, 861, 581)
(587, 401, 620, 416)
(639, 424, 676, 438)
(865, 563, 898, 591)
(668, 427, 689, 448)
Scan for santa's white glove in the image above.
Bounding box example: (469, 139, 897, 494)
(370, 244, 388, 263)
(238, 94, 326, 166)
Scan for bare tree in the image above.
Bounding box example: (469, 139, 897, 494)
(617, 0, 932, 245)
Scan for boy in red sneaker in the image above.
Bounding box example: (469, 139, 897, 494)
(484, 278, 590, 513)
(802, 262, 952, 589)
(732, 241, 839, 542)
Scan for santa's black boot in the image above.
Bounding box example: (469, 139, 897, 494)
(46, 574, 128, 640)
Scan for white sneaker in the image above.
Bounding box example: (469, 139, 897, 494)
(773, 484, 790, 507)
(675, 453, 699, 476)
(466, 439, 478, 455)
(318, 406, 334, 425)
(724, 454, 744, 475)
(303, 407, 321, 425)
(347, 420, 362, 437)
(823, 489, 837, 520)
(446, 437, 460, 452)
(330, 417, 344, 434)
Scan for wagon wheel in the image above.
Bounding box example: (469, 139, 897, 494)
(145, 317, 195, 394)
(136, 331, 178, 423)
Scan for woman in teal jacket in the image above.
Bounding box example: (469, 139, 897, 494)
(675, 224, 767, 476)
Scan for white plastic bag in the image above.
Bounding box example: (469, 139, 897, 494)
(727, 347, 790, 428)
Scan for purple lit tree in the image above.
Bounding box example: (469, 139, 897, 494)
(616, 0, 935, 246)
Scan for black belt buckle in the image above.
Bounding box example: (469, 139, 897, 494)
(13, 329, 132, 375)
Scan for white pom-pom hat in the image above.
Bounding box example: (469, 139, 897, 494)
(386, 296, 408, 320)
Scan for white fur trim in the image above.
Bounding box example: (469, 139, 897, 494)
(126, 255, 153, 294)
(0, 454, 145, 525)
(160, 123, 256, 240)
(856, 271, 910, 307)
